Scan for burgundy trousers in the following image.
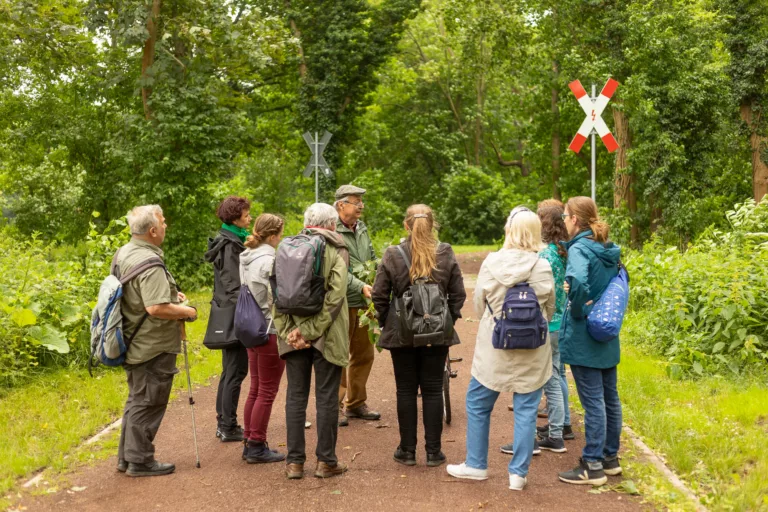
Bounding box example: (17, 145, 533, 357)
(243, 334, 285, 442)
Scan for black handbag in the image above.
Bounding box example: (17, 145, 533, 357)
(203, 299, 240, 349)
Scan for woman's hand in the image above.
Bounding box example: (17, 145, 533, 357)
(563, 282, 570, 294)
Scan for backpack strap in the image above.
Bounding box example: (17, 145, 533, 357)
(119, 257, 166, 285)
(396, 244, 411, 270)
(110, 247, 122, 278)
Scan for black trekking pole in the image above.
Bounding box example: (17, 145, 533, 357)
(181, 322, 201, 468)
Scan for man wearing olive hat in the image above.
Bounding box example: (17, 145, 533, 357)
(334, 184, 381, 426)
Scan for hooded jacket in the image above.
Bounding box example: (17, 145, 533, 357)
(559, 230, 622, 369)
(471, 249, 555, 394)
(204, 229, 245, 306)
(372, 240, 465, 350)
(239, 243, 277, 335)
(272, 228, 350, 367)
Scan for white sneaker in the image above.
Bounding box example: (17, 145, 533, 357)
(509, 473, 527, 491)
(446, 462, 489, 481)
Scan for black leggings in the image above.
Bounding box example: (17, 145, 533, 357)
(390, 345, 449, 454)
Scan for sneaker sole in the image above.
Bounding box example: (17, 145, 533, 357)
(539, 446, 567, 453)
(447, 469, 488, 481)
(604, 467, 623, 476)
(247, 457, 286, 464)
(394, 456, 417, 466)
(563, 434, 576, 440)
(426, 459, 446, 468)
(126, 468, 175, 477)
(286, 473, 303, 480)
(346, 416, 380, 421)
(558, 475, 608, 486)
(314, 471, 348, 478)
(500, 448, 541, 456)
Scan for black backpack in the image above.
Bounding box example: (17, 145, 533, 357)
(393, 244, 453, 347)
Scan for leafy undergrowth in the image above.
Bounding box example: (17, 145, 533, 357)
(0, 291, 220, 510)
(619, 335, 768, 511)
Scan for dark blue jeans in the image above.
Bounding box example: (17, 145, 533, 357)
(570, 365, 622, 463)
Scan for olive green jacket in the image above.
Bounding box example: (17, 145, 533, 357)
(336, 219, 376, 309)
(273, 228, 350, 367)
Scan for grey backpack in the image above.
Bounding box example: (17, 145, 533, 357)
(270, 231, 327, 316)
(393, 244, 454, 347)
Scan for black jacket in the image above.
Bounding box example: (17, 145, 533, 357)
(372, 241, 466, 350)
(202, 229, 245, 349)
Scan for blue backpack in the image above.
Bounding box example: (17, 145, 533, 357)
(487, 261, 548, 350)
(586, 263, 630, 342)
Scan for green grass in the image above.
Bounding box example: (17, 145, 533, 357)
(620, 313, 768, 511)
(452, 244, 499, 254)
(0, 290, 221, 507)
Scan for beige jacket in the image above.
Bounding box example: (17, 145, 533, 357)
(471, 249, 555, 394)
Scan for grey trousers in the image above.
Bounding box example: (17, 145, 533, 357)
(118, 352, 179, 464)
(285, 348, 343, 465)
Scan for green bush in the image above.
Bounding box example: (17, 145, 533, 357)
(0, 217, 128, 387)
(626, 198, 768, 377)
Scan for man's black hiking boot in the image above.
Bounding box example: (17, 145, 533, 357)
(426, 451, 447, 467)
(393, 446, 416, 466)
(558, 458, 607, 485)
(126, 461, 175, 477)
(219, 425, 244, 443)
(603, 455, 623, 476)
(536, 424, 575, 440)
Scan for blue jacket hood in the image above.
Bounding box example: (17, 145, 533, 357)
(564, 230, 621, 268)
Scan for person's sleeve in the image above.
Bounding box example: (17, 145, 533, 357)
(566, 246, 591, 319)
(252, 261, 273, 323)
(136, 267, 173, 308)
(473, 260, 492, 318)
(347, 271, 366, 296)
(445, 246, 466, 322)
(372, 248, 393, 327)
(220, 244, 242, 304)
(296, 250, 348, 341)
(540, 260, 556, 321)
(272, 306, 293, 340)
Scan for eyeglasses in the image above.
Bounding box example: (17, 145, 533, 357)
(343, 200, 364, 209)
(561, 213, 572, 220)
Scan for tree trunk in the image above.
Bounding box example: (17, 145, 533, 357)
(474, 71, 485, 166)
(740, 102, 768, 202)
(649, 193, 662, 233)
(551, 62, 561, 200)
(141, 0, 161, 120)
(612, 100, 639, 245)
(289, 19, 307, 79)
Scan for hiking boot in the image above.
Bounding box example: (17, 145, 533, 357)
(338, 409, 349, 427)
(314, 461, 349, 478)
(116, 459, 128, 473)
(219, 425, 244, 443)
(446, 462, 488, 481)
(538, 436, 567, 453)
(345, 404, 381, 421)
(242, 440, 248, 461)
(509, 473, 527, 491)
(500, 440, 541, 456)
(426, 451, 447, 467)
(215, 427, 222, 439)
(558, 458, 607, 485)
(245, 441, 286, 464)
(603, 455, 623, 476)
(286, 463, 304, 480)
(537, 424, 549, 435)
(563, 425, 575, 440)
(126, 461, 175, 477)
(393, 446, 416, 466)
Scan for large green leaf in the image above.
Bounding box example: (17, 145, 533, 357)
(11, 309, 37, 327)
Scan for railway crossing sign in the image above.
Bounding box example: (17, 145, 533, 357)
(302, 131, 333, 202)
(567, 78, 619, 201)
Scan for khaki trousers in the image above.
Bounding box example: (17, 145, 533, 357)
(338, 308, 375, 409)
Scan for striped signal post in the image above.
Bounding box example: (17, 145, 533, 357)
(568, 78, 619, 202)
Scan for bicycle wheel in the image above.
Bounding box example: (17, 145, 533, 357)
(443, 366, 451, 425)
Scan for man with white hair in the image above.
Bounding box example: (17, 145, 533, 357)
(273, 203, 350, 480)
(115, 205, 198, 477)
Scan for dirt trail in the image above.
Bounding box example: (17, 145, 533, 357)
(23, 255, 642, 512)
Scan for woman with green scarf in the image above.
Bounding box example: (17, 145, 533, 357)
(204, 196, 252, 443)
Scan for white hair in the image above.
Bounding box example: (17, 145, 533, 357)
(503, 207, 544, 252)
(127, 205, 163, 235)
(304, 203, 338, 229)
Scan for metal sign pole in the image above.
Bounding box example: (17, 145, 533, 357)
(591, 83, 596, 203)
(314, 131, 319, 203)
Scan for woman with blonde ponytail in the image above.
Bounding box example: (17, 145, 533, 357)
(372, 204, 466, 468)
(557, 197, 624, 486)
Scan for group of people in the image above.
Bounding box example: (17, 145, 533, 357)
(111, 185, 624, 492)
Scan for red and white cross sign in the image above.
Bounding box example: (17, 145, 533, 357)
(568, 78, 619, 153)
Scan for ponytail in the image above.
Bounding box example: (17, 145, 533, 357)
(404, 204, 439, 282)
(566, 196, 610, 243)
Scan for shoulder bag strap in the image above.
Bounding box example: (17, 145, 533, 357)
(396, 244, 411, 270)
(110, 248, 122, 278)
(119, 257, 170, 349)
